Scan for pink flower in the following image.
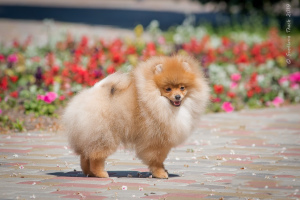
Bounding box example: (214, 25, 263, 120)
(231, 73, 241, 82)
(37, 92, 58, 104)
(44, 92, 58, 104)
(272, 97, 284, 107)
(212, 97, 221, 103)
(221, 102, 234, 112)
(37, 94, 45, 101)
(291, 83, 299, 90)
(289, 72, 300, 83)
(279, 76, 289, 85)
(158, 36, 166, 45)
(7, 54, 18, 63)
(59, 95, 66, 101)
(230, 82, 238, 89)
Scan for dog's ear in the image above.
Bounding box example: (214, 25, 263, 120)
(182, 62, 191, 71)
(154, 64, 163, 74)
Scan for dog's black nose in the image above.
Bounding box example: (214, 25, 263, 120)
(175, 95, 181, 100)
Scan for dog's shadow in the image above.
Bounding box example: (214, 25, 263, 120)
(48, 170, 179, 178)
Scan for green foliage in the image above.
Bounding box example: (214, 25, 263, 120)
(0, 115, 26, 132)
(24, 99, 56, 117)
(12, 119, 26, 132)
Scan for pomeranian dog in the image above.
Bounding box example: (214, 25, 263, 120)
(63, 55, 209, 179)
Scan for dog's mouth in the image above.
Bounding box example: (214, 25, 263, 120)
(170, 100, 181, 107)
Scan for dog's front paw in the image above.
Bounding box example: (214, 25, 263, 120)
(152, 168, 168, 179)
(93, 171, 109, 178)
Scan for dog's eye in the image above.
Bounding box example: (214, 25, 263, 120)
(180, 86, 185, 91)
(166, 88, 172, 92)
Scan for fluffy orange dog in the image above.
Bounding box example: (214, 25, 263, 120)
(63, 55, 209, 178)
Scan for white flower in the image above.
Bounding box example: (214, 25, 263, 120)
(257, 75, 265, 84)
(210, 36, 221, 48)
(122, 186, 127, 190)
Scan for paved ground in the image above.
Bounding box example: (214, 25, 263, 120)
(0, 0, 210, 13)
(0, 19, 140, 46)
(0, 105, 300, 200)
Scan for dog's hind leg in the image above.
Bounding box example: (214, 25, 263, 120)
(89, 146, 118, 178)
(80, 155, 94, 177)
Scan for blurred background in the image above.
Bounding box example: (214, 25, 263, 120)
(0, 0, 299, 43)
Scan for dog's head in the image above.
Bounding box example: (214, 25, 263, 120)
(153, 58, 196, 107)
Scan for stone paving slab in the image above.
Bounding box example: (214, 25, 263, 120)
(0, 105, 300, 200)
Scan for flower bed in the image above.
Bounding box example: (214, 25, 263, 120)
(0, 22, 299, 132)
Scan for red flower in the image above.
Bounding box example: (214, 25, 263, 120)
(255, 55, 265, 64)
(227, 92, 236, 98)
(126, 46, 136, 55)
(52, 65, 60, 75)
(0, 54, 5, 62)
(145, 42, 157, 56)
(251, 44, 261, 56)
(80, 35, 89, 47)
(236, 53, 249, 64)
(147, 42, 156, 51)
(59, 95, 66, 101)
(1, 77, 8, 91)
(44, 76, 54, 86)
(247, 90, 254, 98)
(222, 36, 230, 47)
(254, 86, 261, 93)
(10, 76, 18, 83)
(62, 69, 69, 77)
(112, 52, 124, 64)
(88, 79, 97, 86)
(10, 91, 18, 98)
(213, 85, 224, 94)
(107, 65, 116, 74)
(206, 48, 216, 64)
(250, 73, 257, 84)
